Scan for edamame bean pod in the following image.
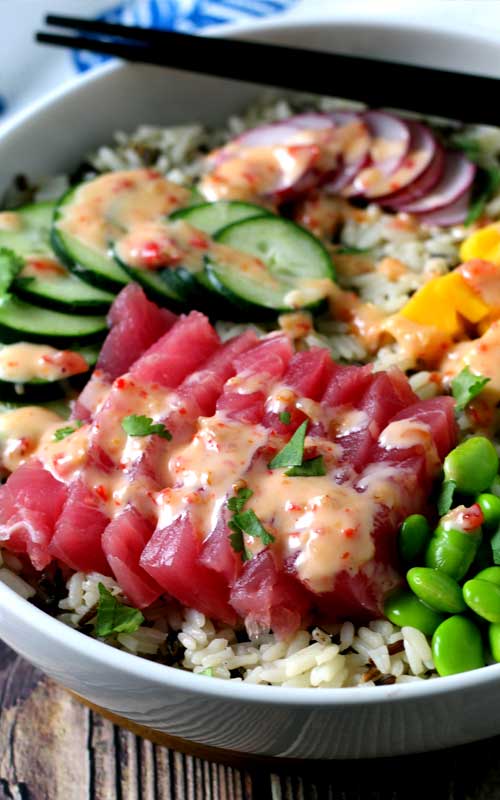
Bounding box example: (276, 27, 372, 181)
(444, 437, 499, 495)
(475, 567, 500, 586)
(477, 493, 500, 528)
(384, 589, 445, 636)
(489, 622, 500, 662)
(407, 567, 466, 614)
(463, 578, 500, 623)
(432, 616, 484, 676)
(399, 514, 430, 563)
(425, 526, 482, 581)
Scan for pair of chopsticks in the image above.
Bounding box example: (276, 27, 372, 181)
(37, 14, 496, 125)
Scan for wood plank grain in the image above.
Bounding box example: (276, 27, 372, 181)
(1, 638, 500, 800)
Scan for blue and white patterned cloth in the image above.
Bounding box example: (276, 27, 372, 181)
(0, 0, 298, 121)
(72, 0, 298, 73)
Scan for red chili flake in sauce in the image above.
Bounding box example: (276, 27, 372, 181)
(116, 378, 127, 390)
(189, 234, 208, 250)
(344, 528, 355, 539)
(341, 552, 350, 560)
(461, 503, 484, 531)
(95, 485, 109, 502)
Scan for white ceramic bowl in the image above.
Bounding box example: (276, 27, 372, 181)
(2, 16, 500, 760)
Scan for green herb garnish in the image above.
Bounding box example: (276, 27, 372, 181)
(200, 667, 213, 677)
(285, 455, 326, 477)
(53, 419, 83, 441)
(95, 583, 144, 637)
(437, 480, 456, 516)
(231, 509, 275, 546)
(227, 487, 254, 513)
(228, 520, 252, 562)
(451, 366, 490, 412)
(279, 411, 291, 425)
(122, 414, 172, 440)
(452, 134, 482, 162)
(465, 166, 500, 226)
(268, 420, 308, 469)
(0, 248, 23, 297)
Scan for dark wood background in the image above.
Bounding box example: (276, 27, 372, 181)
(1, 640, 499, 800)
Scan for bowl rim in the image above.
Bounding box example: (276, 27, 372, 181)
(1, 13, 500, 708)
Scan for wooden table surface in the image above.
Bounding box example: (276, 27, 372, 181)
(0, 640, 499, 800)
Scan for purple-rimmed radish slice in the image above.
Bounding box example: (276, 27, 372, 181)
(397, 151, 476, 214)
(343, 111, 411, 197)
(287, 112, 336, 130)
(363, 111, 411, 175)
(417, 188, 472, 227)
(323, 115, 372, 194)
(385, 141, 445, 210)
(359, 122, 439, 200)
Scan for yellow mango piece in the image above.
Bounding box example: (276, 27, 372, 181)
(460, 222, 500, 265)
(436, 271, 489, 324)
(399, 271, 490, 337)
(399, 277, 462, 336)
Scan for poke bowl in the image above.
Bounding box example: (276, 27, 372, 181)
(1, 16, 500, 760)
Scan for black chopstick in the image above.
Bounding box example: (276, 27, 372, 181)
(36, 14, 495, 125)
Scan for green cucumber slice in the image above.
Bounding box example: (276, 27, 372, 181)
(207, 217, 335, 312)
(0, 342, 99, 402)
(113, 245, 185, 306)
(0, 296, 106, 346)
(170, 200, 270, 236)
(0, 202, 114, 311)
(52, 187, 130, 291)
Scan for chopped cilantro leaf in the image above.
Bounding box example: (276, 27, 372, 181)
(95, 583, 144, 637)
(122, 414, 172, 440)
(228, 520, 252, 561)
(452, 366, 490, 412)
(437, 480, 456, 516)
(227, 486, 253, 513)
(200, 667, 213, 677)
(53, 419, 83, 441)
(0, 248, 23, 297)
(279, 411, 291, 425)
(232, 509, 275, 546)
(268, 420, 308, 469)
(285, 455, 326, 477)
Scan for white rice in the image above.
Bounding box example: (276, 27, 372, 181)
(0, 570, 433, 689)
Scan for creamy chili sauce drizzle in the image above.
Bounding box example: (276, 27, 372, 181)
(24, 360, 440, 594)
(0, 343, 88, 383)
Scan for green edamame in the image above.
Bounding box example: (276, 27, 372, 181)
(475, 567, 500, 587)
(489, 622, 500, 662)
(443, 437, 499, 495)
(407, 567, 466, 614)
(463, 578, 500, 623)
(432, 616, 484, 676)
(425, 525, 482, 581)
(384, 589, 445, 636)
(477, 493, 500, 528)
(399, 514, 431, 563)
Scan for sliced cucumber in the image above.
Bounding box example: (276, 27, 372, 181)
(52, 187, 130, 291)
(206, 217, 335, 312)
(0, 296, 106, 346)
(0, 202, 114, 312)
(170, 200, 270, 236)
(0, 342, 99, 403)
(112, 244, 185, 307)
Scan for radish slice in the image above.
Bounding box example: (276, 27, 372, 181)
(287, 113, 336, 130)
(362, 111, 411, 176)
(417, 188, 472, 227)
(385, 142, 445, 209)
(398, 152, 476, 214)
(323, 116, 372, 194)
(236, 122, 305, 148)
(360, 122, 438, 200)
